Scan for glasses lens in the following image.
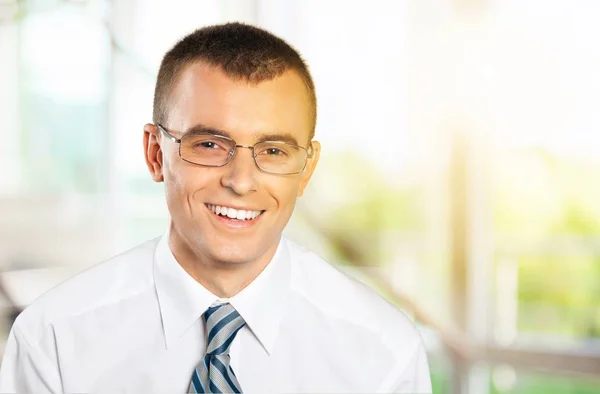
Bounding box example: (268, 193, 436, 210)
(180, 134, 235, 166)
(254, 142, 308, 174)
(181, 134, 234, 166)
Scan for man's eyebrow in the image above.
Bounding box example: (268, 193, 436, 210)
(183, 124, 232, 139)
(256, 133, 299, 146)
(183, 124, 300, 146)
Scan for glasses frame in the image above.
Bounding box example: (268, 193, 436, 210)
(156, 124, 313, 175)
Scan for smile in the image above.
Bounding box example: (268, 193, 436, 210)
(205, 204, 264, 221)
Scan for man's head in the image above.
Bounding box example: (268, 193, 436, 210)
(153, 22, 317, 140)
(144, 22, 320, 268)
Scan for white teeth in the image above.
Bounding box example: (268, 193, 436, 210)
(208, 204, 262, 220)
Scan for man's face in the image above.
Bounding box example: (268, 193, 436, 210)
(144, 62, 320, 266)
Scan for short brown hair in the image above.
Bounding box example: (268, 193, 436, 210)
(153, 22, 317, 138)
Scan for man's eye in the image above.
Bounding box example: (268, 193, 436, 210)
(266, 148, 284, 155)
(200, 142, 219, 149)
(192, 141, 222, 150)
(257, 145, 293, 158)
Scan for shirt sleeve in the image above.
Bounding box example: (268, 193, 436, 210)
(379, 342, 433, 394)
(0, 325, 63, 394)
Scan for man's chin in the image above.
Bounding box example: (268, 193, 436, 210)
(205, 237, 278, 267)
(209, 250, 261, 267)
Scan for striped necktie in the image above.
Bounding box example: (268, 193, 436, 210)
(189, 303, 246, 393)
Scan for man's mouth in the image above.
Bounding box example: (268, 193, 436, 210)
(205, 204, 264, 221)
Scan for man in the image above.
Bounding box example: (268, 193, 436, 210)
(0, 22, 432, 393)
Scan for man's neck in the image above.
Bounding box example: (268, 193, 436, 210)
(167, 226, 278, 298)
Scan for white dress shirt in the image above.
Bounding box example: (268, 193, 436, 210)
(0, 233, 432, 393)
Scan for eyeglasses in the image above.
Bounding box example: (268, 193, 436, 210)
(156, 124, 313, 175)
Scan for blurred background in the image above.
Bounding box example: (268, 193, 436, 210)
(1, 0, 599, 393)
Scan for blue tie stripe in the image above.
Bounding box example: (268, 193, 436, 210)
(206, 305, 233, 329)
(199, 355, 210, 390)
(191, 370, 204, 393)
(209, 380, 221, 393)
(203, 354, 210, 371)
(204, 305, 221, 320)
(210, 323, 245, 356)
(209, 316, 244, 353)
(211, 356, 241, 393)
(207, 311, 241, 346)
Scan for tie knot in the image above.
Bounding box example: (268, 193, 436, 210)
(203, 303, 246, 356)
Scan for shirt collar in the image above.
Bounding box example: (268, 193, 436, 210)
(154, 230, 291, 354)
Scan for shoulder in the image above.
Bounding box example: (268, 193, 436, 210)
(284, 237, 423, 350)
(12, 237, 161, 344)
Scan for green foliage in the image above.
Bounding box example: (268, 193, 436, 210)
(494, 148, 600, 238)
(494, 148, 600, 337)
(310, 151, 424, 231)
(302, 151, 424, 265)
(489, 372, 600, 394)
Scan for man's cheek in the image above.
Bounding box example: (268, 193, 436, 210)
(169, 167, 192, 191)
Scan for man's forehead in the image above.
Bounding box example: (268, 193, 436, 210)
(166, 62, 313, 143)
(176, 61, 230, 88)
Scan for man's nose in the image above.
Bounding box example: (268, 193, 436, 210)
(220, 146, 259, 195)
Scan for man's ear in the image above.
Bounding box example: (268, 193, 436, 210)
(143, 123, 164, 182)
(297, 140, 321, 197)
